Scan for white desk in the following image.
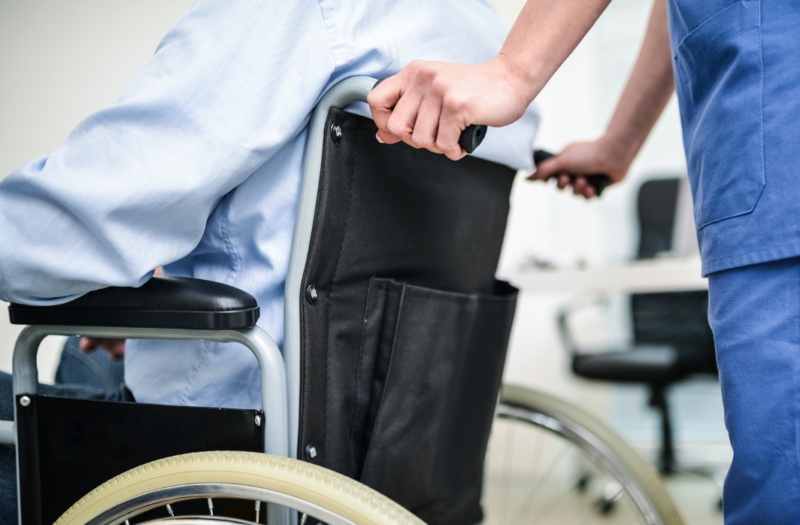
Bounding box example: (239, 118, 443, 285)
(500, 257, 706, 294)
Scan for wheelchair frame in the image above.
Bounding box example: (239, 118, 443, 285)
(2, 76, 376, 525)
(2, 76, 684, 525)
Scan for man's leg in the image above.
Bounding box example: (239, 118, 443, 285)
(54, 336, 124, 392)
(0, 371, 133, 524)
(708, 257, 800, 524)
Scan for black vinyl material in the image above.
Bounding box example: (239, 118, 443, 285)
(573, 346, 680, 383)
(573, 290, 717, 382)
(636, 178, 681, 259)
(8, 276, 259, 329)
(16, 394, 263, 525)
(298, 108, 518, 525)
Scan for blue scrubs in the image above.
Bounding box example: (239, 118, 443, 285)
(667, 0, 800, 521)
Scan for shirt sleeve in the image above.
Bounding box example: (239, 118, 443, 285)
(0, 0, 336, 305)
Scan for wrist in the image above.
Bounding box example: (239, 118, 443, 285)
(601, 126, 643, 169)
(490, 53, 540, 105)
(596, 133, 637, 176)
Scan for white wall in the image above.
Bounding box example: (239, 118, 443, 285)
(491, 0, 726, 461)
(0, 0, 726, 461)
(0, 1, 195, 380)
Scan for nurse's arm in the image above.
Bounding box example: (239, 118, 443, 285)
(368, 0, 612, 160)
(532, 0, 675, 198)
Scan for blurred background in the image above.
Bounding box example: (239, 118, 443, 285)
(0, 1, 728, 522)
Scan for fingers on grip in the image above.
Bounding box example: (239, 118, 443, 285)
(371, 78, 486, 155)
(532, 149, 610, 197)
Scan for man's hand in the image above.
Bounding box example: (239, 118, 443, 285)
(368, 0, 614, 161)
(368, 57, 531, 161)
(75, 268, 161, 362)
(80, 337, 125, 361)
(529, 139, 630, 199)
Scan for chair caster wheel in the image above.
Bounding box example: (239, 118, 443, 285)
(575, 473, 591, 493)
(595, 497, 617, 515)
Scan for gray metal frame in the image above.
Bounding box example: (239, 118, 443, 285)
(284, 76, 376, 458)
(9, 325, 287, 455)
(8, 325, 288, 525)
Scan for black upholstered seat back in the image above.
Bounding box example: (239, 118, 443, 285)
(632, 178, 715, 369)
(298, 108, 518, 525)
(636, 178, 680, 260)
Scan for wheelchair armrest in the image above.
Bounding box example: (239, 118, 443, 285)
(8, 277, 259, 330)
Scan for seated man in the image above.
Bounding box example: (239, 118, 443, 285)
(0, 0, 539, 518)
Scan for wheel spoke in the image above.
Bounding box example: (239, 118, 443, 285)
(527, 475, 580, 523)
(484, 392, 679, 525)
(501, 421, 516, 524)
(508, 441, 570, 523)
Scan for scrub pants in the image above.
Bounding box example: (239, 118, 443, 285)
(709, 256, 800, 523)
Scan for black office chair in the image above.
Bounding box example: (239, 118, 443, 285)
(558, 178, 717, 474)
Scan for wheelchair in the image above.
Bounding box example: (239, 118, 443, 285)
(2, 77, 684, 525)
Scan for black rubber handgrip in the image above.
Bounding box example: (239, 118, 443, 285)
(533, 149, 611, 197)
(372, 79, 487, 154)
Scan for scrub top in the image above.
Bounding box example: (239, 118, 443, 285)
(666, 0, 800, 276)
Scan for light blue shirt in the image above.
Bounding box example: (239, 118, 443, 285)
(0, 0, 539, 408)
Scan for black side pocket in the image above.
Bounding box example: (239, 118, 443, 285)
(349, 278, 404, 476)
(358, 278, 518, 525)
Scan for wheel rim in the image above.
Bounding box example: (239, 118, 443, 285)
(483, 402, 663, 525)
(86, 483, 357, 525)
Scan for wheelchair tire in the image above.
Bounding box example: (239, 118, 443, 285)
(484, 384, 684, 525)
(55, 451, 424, 525)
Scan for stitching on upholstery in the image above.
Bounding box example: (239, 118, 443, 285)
(324, 114, 357, 461)
(348, 280, 379, 474)
(331, 126, 357, 284)
(360, 283, 406, 476)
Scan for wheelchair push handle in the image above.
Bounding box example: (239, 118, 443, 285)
(533, 149, 611, 197)
(372, 79, 487, 154)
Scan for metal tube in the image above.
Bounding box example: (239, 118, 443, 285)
(8, 324, 288, 456)
(0, 421, 14, 445)
(11, 325, 46, 525)
(8, 324, 290, 525)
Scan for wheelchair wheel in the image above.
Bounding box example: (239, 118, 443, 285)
(55, 451, 423, 525)
(484, 384, 684, 525)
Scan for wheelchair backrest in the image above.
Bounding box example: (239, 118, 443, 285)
(297, 107, 518, 525)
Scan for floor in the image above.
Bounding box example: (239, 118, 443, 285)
(664, 473, 724, 525)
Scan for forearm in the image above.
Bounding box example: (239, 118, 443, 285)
(498, 0, 613, 102)
(602, 0, 674, 166)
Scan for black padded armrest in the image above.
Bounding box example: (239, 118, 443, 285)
(8, 277, 259, 330)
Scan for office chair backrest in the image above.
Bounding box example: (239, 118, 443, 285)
(632, 178, 715, 367)
(636, 178, 681, 260)
(297, 108, 518, 525)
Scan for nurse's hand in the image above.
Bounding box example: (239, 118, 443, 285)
(368, 56, 532, 161)
(529, 138, 630, 199)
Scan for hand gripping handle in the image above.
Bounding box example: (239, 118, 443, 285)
(372, 79, 487, 154)
(533, 149, 611, 197)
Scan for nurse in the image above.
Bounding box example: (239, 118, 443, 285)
(369, 0, 800, 522)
